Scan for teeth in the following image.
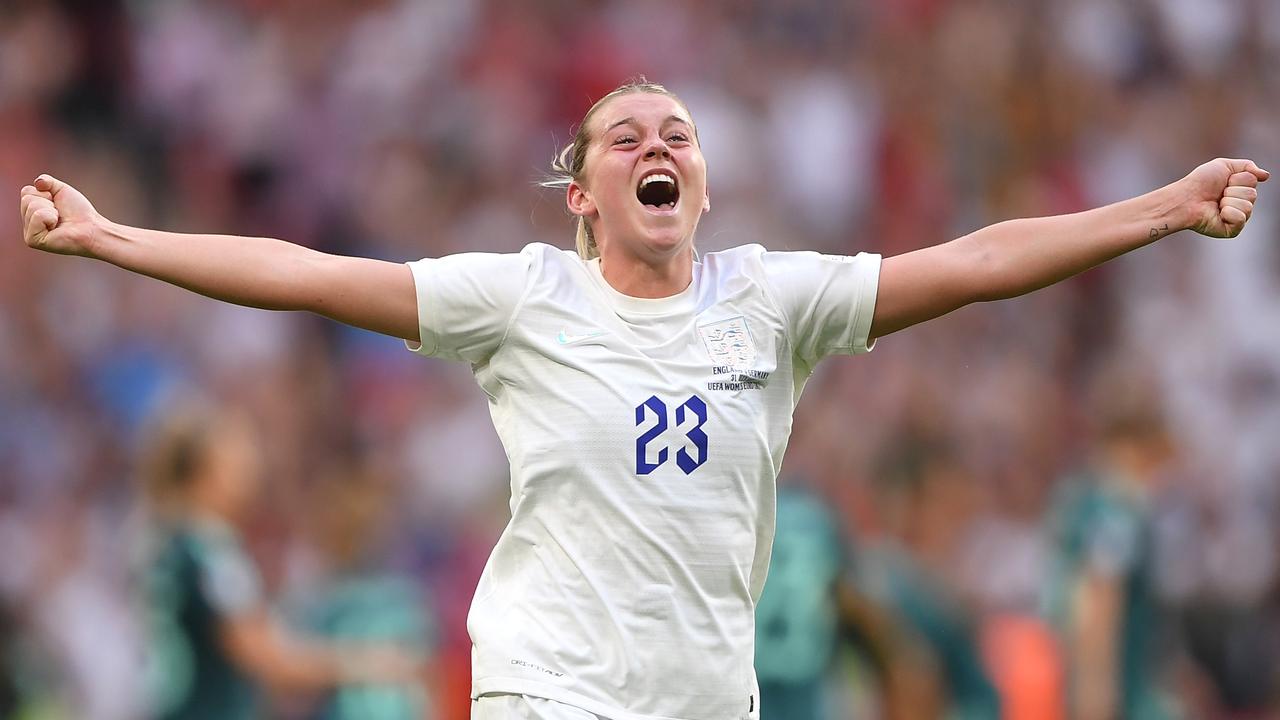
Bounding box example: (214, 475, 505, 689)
(640, 173, 675, 187)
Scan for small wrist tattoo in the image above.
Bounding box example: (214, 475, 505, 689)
(1148, 223, 1170, 239)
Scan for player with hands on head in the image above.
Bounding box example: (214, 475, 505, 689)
(18, 79, 1268, 720)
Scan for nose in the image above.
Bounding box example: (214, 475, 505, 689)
(642, 136, 671, 160)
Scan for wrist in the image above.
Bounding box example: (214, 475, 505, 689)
(1149, 180, 1195, 236)
(87, 215, 123, 262)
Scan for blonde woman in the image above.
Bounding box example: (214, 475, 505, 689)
(19, 80, 1267, 720)
(135, 403, 419, 719)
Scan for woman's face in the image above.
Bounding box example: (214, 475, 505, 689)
(195, 419, 262, 518)
(569, 93, 709, 262)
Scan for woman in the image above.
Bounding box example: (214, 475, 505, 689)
(136, 403, 418, 719)
(18, 80, 1267, 720)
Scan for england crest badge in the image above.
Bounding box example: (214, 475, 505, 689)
(698, 316, 757, 370)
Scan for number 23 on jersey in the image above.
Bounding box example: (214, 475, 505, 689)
(634, 395, 709, 475)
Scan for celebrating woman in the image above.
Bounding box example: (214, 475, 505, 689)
(19, 80, 1267, 720)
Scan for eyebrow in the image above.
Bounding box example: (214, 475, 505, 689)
(604, 115, 692, 133)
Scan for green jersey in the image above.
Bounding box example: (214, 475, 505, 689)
(1047, 471, 1168, 720)
(753, 487, 846, 719)
(302, 573, 432, 720)
(755, 487, 846, 683)
(860, 544, 1001, 720)
(142, 518, 263, 720)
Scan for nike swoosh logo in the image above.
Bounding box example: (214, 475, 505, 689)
(557, 329, 607, 345)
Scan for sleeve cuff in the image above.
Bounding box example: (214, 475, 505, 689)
(850, 253, 881, 354)
(402, 259, 438, 357)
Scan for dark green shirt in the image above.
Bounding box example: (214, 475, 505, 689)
(860, 544, 1001, 720)
(1047, 472, 1168, 720)
(142, 518, 262, 720)
(755, 488, 845, 683)
(302, 573, 432, 720)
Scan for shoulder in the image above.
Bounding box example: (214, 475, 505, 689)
(513, 242, 582, 277)
(700, 243, 769, 267)
(408, 242, 565, 270)
(703, 244, 876, 275)
(697, 243, 770, 284)
(520, 242, 577, 263)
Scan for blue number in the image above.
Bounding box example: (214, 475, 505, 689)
(634, 395, 709, 476)
(635, 396, 668, 475)
(676, 395, 708, 474)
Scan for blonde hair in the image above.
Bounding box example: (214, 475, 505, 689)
(138, 400, 220, 517)
(137, 399, 250, 518)
(542, 78, 699, 260)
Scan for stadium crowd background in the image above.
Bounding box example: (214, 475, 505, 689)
(2, 0, 1280, 717)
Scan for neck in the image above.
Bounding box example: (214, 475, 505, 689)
(188, 487, 238, 526)
(1103, 442, 1161, 485)
(596, 243, 694, 299)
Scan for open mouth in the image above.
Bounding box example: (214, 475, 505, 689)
(636, 171, 680, 212)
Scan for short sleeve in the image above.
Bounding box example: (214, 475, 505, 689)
(195, 537, 262, 618)
(403, 248, 534, 363)
(761, 250, 881, 365)
(1084, 502, 1141, 578)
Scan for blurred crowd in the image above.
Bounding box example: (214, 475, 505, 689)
(2, 0, 1280, 718)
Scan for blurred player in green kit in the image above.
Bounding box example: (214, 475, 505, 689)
(299, 462, 436, 720)
(754, 483, 941, 719)
(1047, 365, 1177, 720)
(137, 403, 420, 720)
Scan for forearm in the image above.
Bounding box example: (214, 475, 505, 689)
(224, 614, 416, 692)
(92, 221, 418, 339)
(94, 220, 328, 311)
(872, 183, 1192, 338)
(1072, 576, 1121, 720)
(964, 183, 1189, 303)
(254, 641, 349, 692)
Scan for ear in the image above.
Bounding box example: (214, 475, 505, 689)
(567, 181, 596, 220)
(702, 187, 711, 213)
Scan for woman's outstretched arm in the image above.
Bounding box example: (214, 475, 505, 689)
(19, 174, 419, 341)
(869, 158, 1270, 340)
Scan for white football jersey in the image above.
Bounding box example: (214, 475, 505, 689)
(404, 243, 880, 720)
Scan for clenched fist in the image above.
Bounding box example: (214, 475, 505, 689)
(19, 174, 102, 257)
(1179, 158, 1270, 239)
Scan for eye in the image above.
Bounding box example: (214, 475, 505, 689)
(667, 133, 689, 143)
(612, 135, 637, 146)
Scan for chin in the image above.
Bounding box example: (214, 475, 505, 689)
(637, 226, 693, 258)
